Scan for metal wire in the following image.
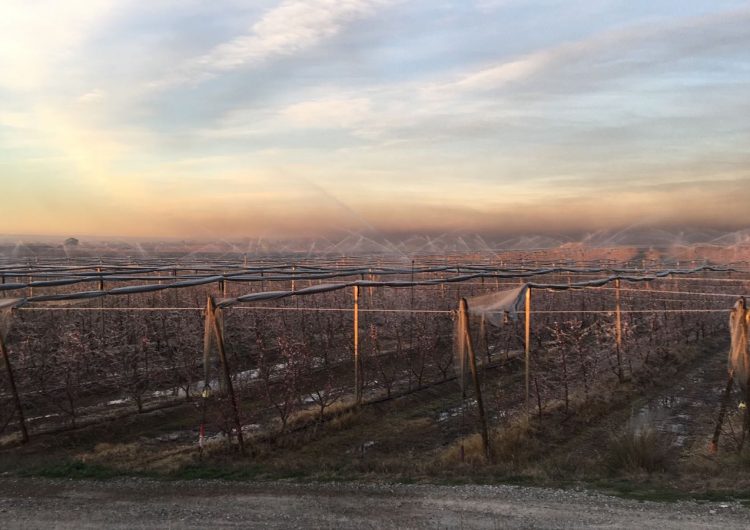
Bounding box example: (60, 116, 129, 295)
(16, 306, 730, 315)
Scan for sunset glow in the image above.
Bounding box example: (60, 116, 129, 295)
(2, 0, 749, 239)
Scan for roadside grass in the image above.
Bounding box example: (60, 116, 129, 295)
(605, 422, 675, 474)
(592, 477, 750, 504)
(22, 459, 126, 480)
(285, 397, 359, 432)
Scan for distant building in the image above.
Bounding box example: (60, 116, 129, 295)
(63, 237, 79, 247)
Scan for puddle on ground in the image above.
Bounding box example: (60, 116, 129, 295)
(633, 389, 717, 448)
(436, 399, 476, 423)
(634, 388, 725, 448)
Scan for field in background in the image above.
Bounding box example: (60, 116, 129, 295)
(1, 245, 750, 500)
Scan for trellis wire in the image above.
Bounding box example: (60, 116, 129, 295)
(15, 306, 733, 314)
(0, 262, 743, 449)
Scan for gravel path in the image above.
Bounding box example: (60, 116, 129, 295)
(0, 477, 747, 529)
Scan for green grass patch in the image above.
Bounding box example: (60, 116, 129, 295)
(24, 459, 123, 480)
(592, 478, 750, 505)
(171, 464, 263, 481)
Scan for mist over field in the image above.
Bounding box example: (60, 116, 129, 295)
(4, 226, 750, 264)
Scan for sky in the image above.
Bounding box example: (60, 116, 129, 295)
(1, 0, 749, 240)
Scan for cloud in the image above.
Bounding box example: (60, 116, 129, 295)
(280, 97, 372, 129)
(77, 89, 105, 103)
(155, 0, 396, 88)
(199, 4, 750, 151)
(3, 1, 750, 239)
(436, 5, 750, 96)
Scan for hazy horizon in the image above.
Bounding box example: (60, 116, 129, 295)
(5, 224, 750, 252)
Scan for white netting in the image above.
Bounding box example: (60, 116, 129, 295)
(453, 286, 528, 392)
(454, 300, 469, 393)
(464, 285, 527, 326)
(0, 299, 24, 343)
(728, 298, 750, 394)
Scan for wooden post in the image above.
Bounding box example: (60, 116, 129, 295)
(97, 267, 105, 336)
(614, 279, 624, 381)
(480, 315, 490, 363)
(524, 286, 531, 412)
(206, 296, 246, 455)
(354, 285, 362, 404)
(0, 331, 29, 443)
(410, 260, 415, 347)
(456, 265, 461, 300)
(710, 371, 735, 453)
(203, 297, 213, 388)
(460, 298, 490, 460)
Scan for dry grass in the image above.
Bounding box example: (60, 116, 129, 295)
(440, 415, 541, 468)
(0, 431, 25, 448)
(440, 433, 487, 466)
(327, 409, 362, 431)
(286, 397, 359, 431)
(606, 422, 675, 474)
(77, 442, 198, 473)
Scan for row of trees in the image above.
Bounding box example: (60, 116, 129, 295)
(0, 272, 733, 445)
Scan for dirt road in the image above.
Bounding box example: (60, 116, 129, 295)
(0, 477, 746, 529)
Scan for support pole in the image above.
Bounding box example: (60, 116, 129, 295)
(410, 260, 415, 355)
(614, 279, 622, 347)
(457, 266, 461, 300)
(0, 332, 29, 443)
(480, 315, 490, 363)
(97, 267, 105, 337)
(460, 298, 490, 460)
(199, 299, 213, 455)
(524, 286, 531, 412)
(615, 279, 624, 381)
(206, 296, 246, 455)
(710, 371, 734, 453)
(354, 285, 362, 404)
(203, 297, 213, 387)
